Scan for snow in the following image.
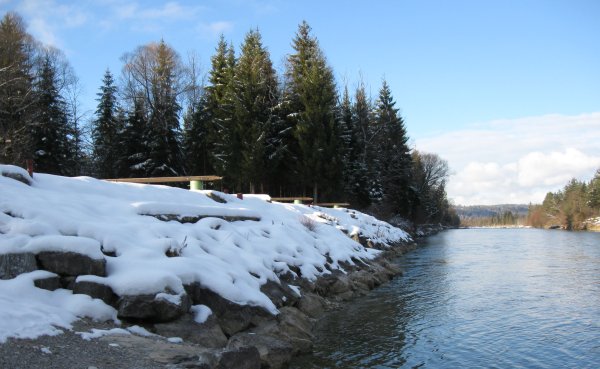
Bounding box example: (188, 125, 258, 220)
(77, 327, 131, 341)
(191, 304, 212, 324)
(0, 164, 410, 343)
(167, 337, 183, 343)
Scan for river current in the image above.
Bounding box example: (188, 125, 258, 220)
(291, 228, 600, 368)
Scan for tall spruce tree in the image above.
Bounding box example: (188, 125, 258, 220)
(347, 83, 373, 208)
(374, 80, 413, 217)
(285, 21, 340, 202)
(183, 94, 214, 175)
(204, 36, 237, 189)
(30, 52, 73, 175)
(115, 98, 147, 177)
(92, 69, 120, 178)
(233, 29, 279, 193)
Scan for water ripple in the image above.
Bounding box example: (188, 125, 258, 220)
(291, 229, 600, 369)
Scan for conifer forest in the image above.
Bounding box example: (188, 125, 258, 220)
(0, 12, 458, 226)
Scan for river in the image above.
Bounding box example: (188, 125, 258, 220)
(291, 228, 600, 368)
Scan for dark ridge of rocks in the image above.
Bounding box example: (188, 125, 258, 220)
(142, 213, 261, 223)
(36, 251, 106, 277)
(1, 170, 32, 185)
(73, 280, 119, 307)
(32, 274, 61, 291)
(117, 292, 191, 323)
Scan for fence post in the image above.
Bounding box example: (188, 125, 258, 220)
(26, 159, 34, 177)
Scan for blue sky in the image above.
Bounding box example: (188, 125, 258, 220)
(2, 0, 600, 205)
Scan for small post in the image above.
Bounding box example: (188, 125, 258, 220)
(237, 193, 243, 200)
(293, 199, 302, 205)
(26, 159, 34, 177)
(190, 180, 203, 191)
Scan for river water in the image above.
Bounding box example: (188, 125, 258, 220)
(291, 228, 600, 368)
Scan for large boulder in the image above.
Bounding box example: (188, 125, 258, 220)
(314, 271, 352, 297)
(184, 282, 273, 336)
(0, 253, 37, 279)
(153, 314, 228, 348)
(36, 251, 106, 277)
(32, 273, 61, 291)
(296, 292, 326, 318)
(117, 292, 191, 323)
(216, 346, 261, 369)
(227, 332, 294, 369)
(73, 279, 118, 307)
(260, 280, 299, 308)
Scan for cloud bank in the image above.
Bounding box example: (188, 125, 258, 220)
(416, 113, 600, 205)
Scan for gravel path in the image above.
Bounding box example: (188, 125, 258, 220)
(0, 320, 199, 369)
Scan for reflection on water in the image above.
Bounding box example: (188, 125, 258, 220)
(291, 229, 600, 369)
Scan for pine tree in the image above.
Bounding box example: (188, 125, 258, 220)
(204, 36, 237, 189)
(92, 69, 120, 178)
(284, 21, 340, 202)
(233, 29, 279, 193)
(347, 83, 373, 208)
(183, 94, 214, 175)
(374, 80, 413, 217)
(116, 99, 147, 177)
(30, 52, 73, 175)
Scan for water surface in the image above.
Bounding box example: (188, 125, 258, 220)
(291, 229, 600, 368)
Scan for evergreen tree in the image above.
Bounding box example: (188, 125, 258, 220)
(92, 69, 120, 178)
(347, 83, 373, 208)
(116, 98, 147, 177)
(30, 52, 73, 175)
(284, 21, 340, 202)
(204, 36, 237, 188)
(233, 29, 279, 193)
(183, 94, 214, 175)
(374, 80, 413, 217)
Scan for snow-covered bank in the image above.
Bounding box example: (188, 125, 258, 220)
(0, 164, 411, 355)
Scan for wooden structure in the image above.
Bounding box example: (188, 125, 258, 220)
(315, 202, 350, 208)
(105, 175, 222, 190)
(271, 197, 313, 204)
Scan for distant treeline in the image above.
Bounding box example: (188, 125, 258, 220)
(0, 12, 458, 225)
(527, 169, 600, 230)
(455, 204, 528, 227)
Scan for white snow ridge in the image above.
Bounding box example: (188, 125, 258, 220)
(0, 165, 410, 342)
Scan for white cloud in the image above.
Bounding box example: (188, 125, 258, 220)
(416, 113, 600, 205)
(197, 20, 234, 38)
(12, 0, 89, 48)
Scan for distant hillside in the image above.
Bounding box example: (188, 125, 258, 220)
(455, 204, 529, 227)
(455, 204, 529, 218)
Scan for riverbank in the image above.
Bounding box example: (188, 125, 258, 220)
(0, 165, 415, 368)
(0, 241, 416, 369)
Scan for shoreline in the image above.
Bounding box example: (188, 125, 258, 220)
(0, 238, 419, 369)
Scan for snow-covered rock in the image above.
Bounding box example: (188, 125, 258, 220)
(0, 165, 411, 342)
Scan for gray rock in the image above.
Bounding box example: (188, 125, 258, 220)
(0, 253, 37, 279)
(36, 251, 106, 277)
(314, 271, 352, 297)
(184, 283, 273, 336)
(118, 293, 191, 323)
(73, 279, 118, 307)
(227, 333, 294, 369)
(296, 292, 326, 318)
(33, 274, 61, 291)
(216, 346, 260, 369)
(154, 315, 227, 348)
(0, 170, 31, 185)
(260, 280, 299, 308)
